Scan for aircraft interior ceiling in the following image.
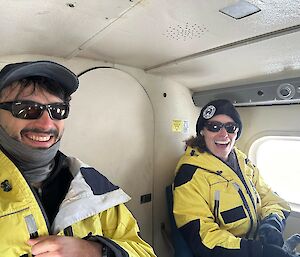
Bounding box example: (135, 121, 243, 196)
(1, 2, 300, 256)
(1, 0, 300, 91)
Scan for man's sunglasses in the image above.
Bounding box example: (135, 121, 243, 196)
(205, 121, 239, 134)
(0, 100, 69, 120)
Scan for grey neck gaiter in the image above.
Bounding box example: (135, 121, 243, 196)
(0, 126, 60, 184)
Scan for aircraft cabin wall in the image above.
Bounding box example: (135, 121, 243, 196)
(117, 64, 200, 257)
(64, 59, 200, 257)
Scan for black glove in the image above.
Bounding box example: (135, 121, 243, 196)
(243, 238, 293, 257)
(262, 244, 293, 257)
(258, 223, 284, 247)
(258, 214, 285, 247)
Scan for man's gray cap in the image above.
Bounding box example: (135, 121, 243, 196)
(0, 60, 79, 95)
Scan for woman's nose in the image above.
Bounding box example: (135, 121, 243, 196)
(218, 127, 228, 136)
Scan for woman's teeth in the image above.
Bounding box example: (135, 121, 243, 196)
(215, 140, 230, 145)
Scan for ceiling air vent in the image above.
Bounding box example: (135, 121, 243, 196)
(277, 83, 295, 100)
(164, 22, 208, 41)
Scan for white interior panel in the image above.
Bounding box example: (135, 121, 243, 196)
(236, 105, 300, 152)
(236, 104, 300, 240)
(81, 0, 300, 68)
(149, 31, 300, 90)
(1, 1, 300, 90)
(115, 65, 200, 256)
(60, 68, 154, 243)
(0, 0, 137, 58)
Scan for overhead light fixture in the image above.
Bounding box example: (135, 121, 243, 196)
(219, 0, 261, 19)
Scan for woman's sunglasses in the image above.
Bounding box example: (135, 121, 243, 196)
(205, 121, 239, 134)
(0, 100, 69, 120)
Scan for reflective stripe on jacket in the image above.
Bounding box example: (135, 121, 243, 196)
(173, 146, 290, 257)
(0, 151, 156, 257)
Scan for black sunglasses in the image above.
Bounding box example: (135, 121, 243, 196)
(205, 121, 239, 134)
(0, 100, 69, 120)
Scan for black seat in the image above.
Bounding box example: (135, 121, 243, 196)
(166, 184, 195, 257)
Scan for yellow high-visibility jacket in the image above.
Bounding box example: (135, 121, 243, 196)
(173, 146, 290, 257)
(0, 150, 156, 257)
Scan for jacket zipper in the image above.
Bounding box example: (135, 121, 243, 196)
(234, 163, 259, 236)
(223, 157, 259, 237)
(29, 184, 51, 233)
(232, 182, 254, 238)
(249, 179, 260, 205)
(198, 162, 259, 238)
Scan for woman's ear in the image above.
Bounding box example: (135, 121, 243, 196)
(235, 128, 239, 139)
(200, 130, 204, 136)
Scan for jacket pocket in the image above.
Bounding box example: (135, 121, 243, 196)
(0, 207, 33, 256)
(221, 205, 247, 224)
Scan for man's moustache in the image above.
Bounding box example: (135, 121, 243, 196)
(21, 128, 59, 138)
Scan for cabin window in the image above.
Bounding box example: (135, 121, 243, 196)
(249, 136, 300, 208)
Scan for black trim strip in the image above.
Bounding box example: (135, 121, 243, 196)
(221, 205, 247, 224)
(233, 183, 253, 238)
(30, 231, 39, 239)
(239, 171, 256, 213)
(214, 190, 220, 225)
(249, 180, 260, 205)
(174, 164, 198, 187)
(63, 226, 74, 236)
(84, 234, 130, 257)
(175, 164, 230, 188)
(81, 167, 119, 195)
(283, 209, 290, 220)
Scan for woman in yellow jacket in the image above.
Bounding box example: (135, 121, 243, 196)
(173, 99, 292, 257)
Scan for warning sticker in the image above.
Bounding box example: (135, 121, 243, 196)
(172, 120, 189, 134)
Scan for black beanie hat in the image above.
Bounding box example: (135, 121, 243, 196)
(196, 99, 242, 139)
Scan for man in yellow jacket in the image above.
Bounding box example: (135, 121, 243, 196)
(0, 61, 156, 257)
(173, 99, 292, 257)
